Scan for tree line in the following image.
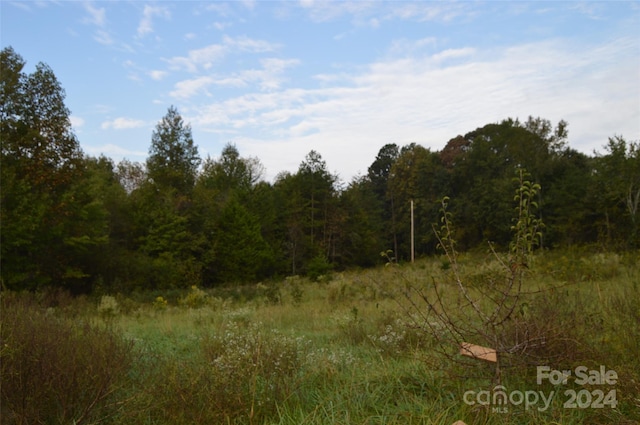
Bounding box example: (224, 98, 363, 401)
(2, 46, 638, 293)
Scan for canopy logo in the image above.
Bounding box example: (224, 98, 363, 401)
(462, 365, 618, 414)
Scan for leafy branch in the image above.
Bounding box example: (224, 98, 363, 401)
(391, 169, 547, 384)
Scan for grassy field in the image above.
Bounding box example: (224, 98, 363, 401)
(2, 249, 639, 424)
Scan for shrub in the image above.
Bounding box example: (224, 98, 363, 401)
(153, 295, 169, 310)
(288, 280, 304, 305)
(0, 292, 136, 425)
(178, 285, 207, 308)
(306, 254, 332, 281)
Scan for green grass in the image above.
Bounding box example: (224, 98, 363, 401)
(2, 250, 639, 424)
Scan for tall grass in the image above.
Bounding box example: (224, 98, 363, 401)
(1, 250, 638, 424)
(0, 292, 136, 425)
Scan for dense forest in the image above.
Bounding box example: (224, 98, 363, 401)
(2, 46, 639, 293)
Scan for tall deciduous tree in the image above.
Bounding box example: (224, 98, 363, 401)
(200, 143, 264, 195)
(447, 118, 561, 248)
(1, 47, 99, 290)
(593, 136, 640, 248)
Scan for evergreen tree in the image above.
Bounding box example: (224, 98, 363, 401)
(208, 198, 274, 284)
(367, 143, 400, 256)
(146, 106, 200, 193)
(128, 106, 204, 289)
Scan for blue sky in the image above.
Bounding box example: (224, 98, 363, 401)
(2, 1, 639, 182)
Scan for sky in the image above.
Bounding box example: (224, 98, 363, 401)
(2, 1, 639, 182)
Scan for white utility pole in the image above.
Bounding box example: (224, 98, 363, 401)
(411, 199, 415, 263)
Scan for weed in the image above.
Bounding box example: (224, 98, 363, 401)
(201, 322, 309, 423)
(98, 294, 120, 319)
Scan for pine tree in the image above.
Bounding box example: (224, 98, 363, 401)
(146, 106, 200, 193)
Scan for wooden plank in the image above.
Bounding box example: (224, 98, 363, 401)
(460, 342, 497, 363)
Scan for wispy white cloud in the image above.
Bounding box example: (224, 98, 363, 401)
(204, 2, 233, 17)
(165, 35, 279, 73)
(222, 35, 279, 53)
(170, 76, 215, 99)
(101, 117, 147, 130)
(388, 2, 478, 23)
(165, 43, 227, 73)
(388, 37, 438, 56)
(82, 1, 106, 27)
(299, 0, 376, 23)
(239, 57, 300, 91)
(137, 5, 171, 37)
(9, 2, 33, 12)
(296, 1, 479, 27)
(188, 36, 639, 181)
(432, 47, 476, 62)
(240, 0, 256, 11)
(212, 21, 231, 31)
(149, 70, 168, 81)
(70, 116, 85, 129)
(169, 57, 299, 99)
(80, 2, 135, 52)
(93, 29, 113, 45)
(568, 2, 607, 20)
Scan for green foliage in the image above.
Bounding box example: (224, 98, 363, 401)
(287, 279, 304, 305)
(511, 168, 545, 262)
(0, 47, 104, 291)
(146, 105, 200, 193)
(199, 142, 264, 195)
(179, 285, 208, 308)
(3, 47, 639, 424)
(153, 295, 169, 310)
(208, 198, 275, 284)
(306, 254, 332, 281)
(387, 144, 445, 258)
(593, 136, 640, 248)
(407, 172, 552, 383)
(3, 45, 638, 293)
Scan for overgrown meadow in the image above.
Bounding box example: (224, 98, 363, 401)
(2, 249, 639, 425)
